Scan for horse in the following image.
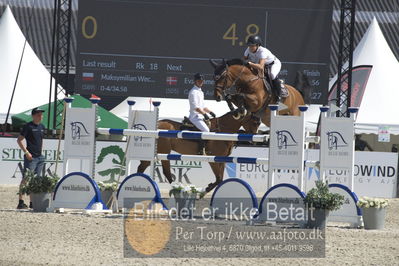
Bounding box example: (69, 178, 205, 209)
(210, 59, 306, 126)
(136, 112, 261, 193)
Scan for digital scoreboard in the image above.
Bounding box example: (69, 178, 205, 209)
(76, 0, 333, 103)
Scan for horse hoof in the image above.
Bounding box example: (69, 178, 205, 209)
(232, 112, 241, 120)
(205, 183, 215, 193)
(239, 109, 247, 116)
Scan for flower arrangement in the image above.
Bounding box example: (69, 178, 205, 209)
(20, 170, 59, 195)
(169, 182, 204, 198)
(357, 197, 389, 209)
(304, 180, 345, 211)
(97, 181, 118, 192)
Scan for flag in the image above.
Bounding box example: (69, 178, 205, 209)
(166, 76, 177, 85)
(82, 72, 94, 81)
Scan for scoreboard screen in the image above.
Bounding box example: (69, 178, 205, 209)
(76, 0, 333, 103)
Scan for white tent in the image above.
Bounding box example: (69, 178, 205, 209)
(0, 6, 57, 124)
(307, 18, 399, 134)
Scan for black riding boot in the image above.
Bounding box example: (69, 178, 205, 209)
(272, 79, 283, 103)
(197, 140, 207, 155)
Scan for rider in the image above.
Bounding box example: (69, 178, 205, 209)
(243, 35, 284, 102)
(188, 73, 216, 154)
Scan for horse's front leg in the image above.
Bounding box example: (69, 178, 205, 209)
(229, 93, 249, 118)
(224, 94, 236, 111)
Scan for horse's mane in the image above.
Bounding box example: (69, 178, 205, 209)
(226, 58, 246, 66)
(214, 58, 248, 76)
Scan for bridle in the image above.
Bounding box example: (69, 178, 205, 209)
(214, 65, 246, 98)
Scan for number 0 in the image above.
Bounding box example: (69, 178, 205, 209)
(82, 16, 97, 39)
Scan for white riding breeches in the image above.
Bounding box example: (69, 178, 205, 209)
(189, 115, 210, 132)
(268, 58, 282, 80)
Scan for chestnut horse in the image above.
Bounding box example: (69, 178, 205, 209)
(137, 112, 260, 193)
(211, 59, 306, 126)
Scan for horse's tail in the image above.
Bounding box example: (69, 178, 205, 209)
(293, 71, 310, 101)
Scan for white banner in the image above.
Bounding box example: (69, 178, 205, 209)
(1, 138, 397, 198)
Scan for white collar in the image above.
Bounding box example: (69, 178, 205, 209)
(193, 85, 202, 90)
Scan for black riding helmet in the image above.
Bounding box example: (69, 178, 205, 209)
(247, 35, 262, 46)
(194, 73, 204, 81)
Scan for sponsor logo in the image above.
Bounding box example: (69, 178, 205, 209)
(226, 163, 237, 178)
(125, 185, 151, 192)
(326, 131, 348, 150)
(132, 124, 147, 141)
(276, 130, 298, 150)
(61, 185, 90, 191)
(96, 145, 126, 183)
(70, 122, 90, 140)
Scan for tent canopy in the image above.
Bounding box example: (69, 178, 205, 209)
(306, 18, 399, 134)
(0, 6, 57, 122)
(11, 95, 128, 130)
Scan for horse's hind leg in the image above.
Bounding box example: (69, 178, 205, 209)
(205, 163, 225, 193)
(161, 160, 174, 184)
(137, 160, 150, 173)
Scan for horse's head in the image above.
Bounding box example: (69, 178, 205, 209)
(210, 59, 248, 102)
(210, 59, 229, 102)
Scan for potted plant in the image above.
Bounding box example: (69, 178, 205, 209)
(20, 170, 59, 212)
(357, 197, 389, 230)
(304, 180, 345, 229)
(97, 181, 119, 209)
(169, 183, 204, 218)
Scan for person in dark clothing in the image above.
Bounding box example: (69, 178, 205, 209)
(355, 134, 373, 151)
(16, 107, 46, 209)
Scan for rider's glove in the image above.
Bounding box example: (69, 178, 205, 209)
(210, 112, 216, 118)
(203, 113, 210, 121)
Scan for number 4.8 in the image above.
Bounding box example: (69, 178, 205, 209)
(223, 23, 260, 46)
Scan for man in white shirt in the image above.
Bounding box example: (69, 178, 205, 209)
(188, 73, 215, 154)
(244, 35, 283, 102)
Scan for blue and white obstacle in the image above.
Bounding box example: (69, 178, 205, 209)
(97, 128, 269, 142)
(53, 98, 362, 227)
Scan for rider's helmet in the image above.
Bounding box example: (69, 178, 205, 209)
(194, 73, 204, 81)
(246, 35, 262, 46)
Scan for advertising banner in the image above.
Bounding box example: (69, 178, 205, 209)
(1, 138, 397, 197)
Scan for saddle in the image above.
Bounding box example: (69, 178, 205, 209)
(180, 117, 201, 131)
(263, 66, 289, 98)
(180, 117, 211, 131)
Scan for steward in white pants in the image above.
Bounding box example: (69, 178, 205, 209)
(188, 73, 216, 154)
